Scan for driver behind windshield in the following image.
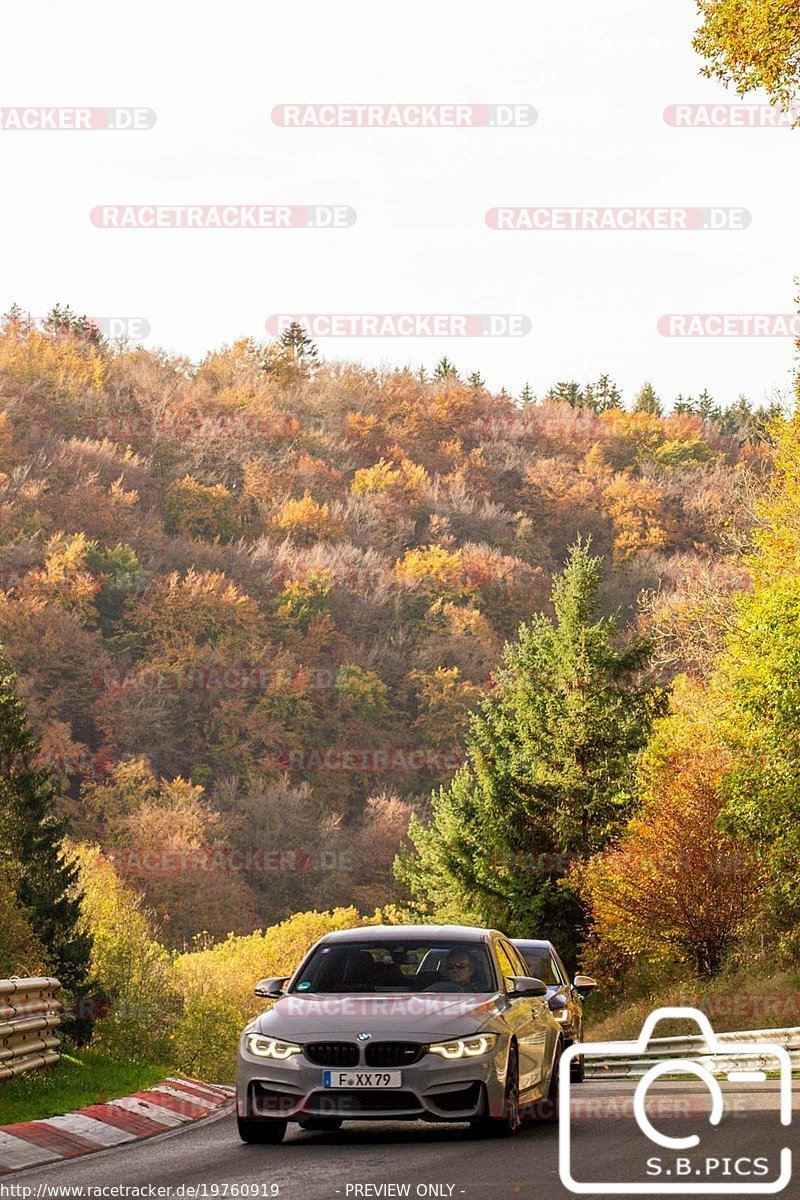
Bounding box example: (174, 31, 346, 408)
(423, 948, 477, 992)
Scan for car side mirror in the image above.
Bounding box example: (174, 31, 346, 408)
(254, 976, 289, 998)
(573, 974, 598, 993)
(548, 994, 568, 1013)
(508, 975, 548, 998)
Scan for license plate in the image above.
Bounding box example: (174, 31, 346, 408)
(323, 1070, 402, 1088)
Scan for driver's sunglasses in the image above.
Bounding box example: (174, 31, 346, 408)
(448, 961, 470, 970)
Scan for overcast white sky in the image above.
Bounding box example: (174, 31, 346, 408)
(2, 0, 798, 408)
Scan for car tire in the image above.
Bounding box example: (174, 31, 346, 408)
(570, 1051, 586, 1083)
(297, 1117, 343, 1131)
(529, 1039, 561, 1123)
(470, 1045, 521, 1138)
(237, 1116, 287, 1144)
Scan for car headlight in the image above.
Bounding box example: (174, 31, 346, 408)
(553, 1007, 571, 1022)
(428, 1035, 497, 1059)
(245, 1034, 302, 1059)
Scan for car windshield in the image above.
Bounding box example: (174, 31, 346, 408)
(290, 939, 497, 994)
(518, 950, 561, 986)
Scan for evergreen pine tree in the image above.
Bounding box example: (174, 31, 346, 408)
(549, 380, 583, 407)
(0, 653, 91, 992)
(2, 303, 31, 335)
(467, 371, 485, 389)
(633, 382, 662, 416)
(434, 356, 459, 380)
(395, 544, 664, 960)
(277, 320, 318, 364)
(695, 388, 720, 422)
(519, 383, 534, 404)
(584, 374, 622, 413)
(44, 304, 103, 345)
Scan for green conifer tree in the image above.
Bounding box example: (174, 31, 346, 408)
(0, 653, 91, 992)
(633, 382, 663, 416)
(434, 356, 459, 380)
(395, 544, 664, 960)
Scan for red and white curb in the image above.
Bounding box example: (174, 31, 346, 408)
(0, 1077, 233, 1173)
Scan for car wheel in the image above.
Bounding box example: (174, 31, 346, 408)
(237, 1116, 287, 1144)
(570, 1051, 586, 1083)
(530, 1039, 561, 1123)
(297, 1117, 343, 1131)
(470, 1045, 521, 1138)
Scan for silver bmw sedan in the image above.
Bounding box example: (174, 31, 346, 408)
(236, 924, 562, 1144)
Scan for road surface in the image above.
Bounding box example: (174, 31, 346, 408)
(7, 1082, 795, 1200)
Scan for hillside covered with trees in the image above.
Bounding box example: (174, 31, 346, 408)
(0, 308, 775, 955)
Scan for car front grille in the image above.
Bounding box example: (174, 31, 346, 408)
(304, 1041, 359, 1067)
(364, 1041, 424, 1067)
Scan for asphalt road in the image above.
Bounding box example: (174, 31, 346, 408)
(8, 1083, 795, 1200)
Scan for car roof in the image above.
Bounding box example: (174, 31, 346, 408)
(511, 938, 556, 953)
(318, 925, 500, 944)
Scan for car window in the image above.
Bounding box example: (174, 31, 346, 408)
(548, 954, 565, 985)
(552, 950, 569, 985)
(494, 941, 519, 990)
(290, 939, 496, 994)
(518, 950, 562, 986)
(507, 943, 530, 977)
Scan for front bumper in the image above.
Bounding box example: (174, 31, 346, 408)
(237, 1042, 508, 1123)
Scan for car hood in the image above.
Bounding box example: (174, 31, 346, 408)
(249, 992, 504, 1040)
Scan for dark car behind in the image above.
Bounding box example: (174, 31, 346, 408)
(512, 938, 597, 1082)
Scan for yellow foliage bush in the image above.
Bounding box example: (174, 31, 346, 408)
(603, 473, 672, 562)
(73, 845, 182, 1062)
(411, 665, 482, 748)
(0, 329, 106, 403)
(351, 458, 428, 499)
(394, 544, 472, 597)
(22, 532, 100, 620)
(272, 492, 344, 542)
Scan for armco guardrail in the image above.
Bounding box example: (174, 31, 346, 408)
(585, 1025, 800, 1079)
(0, 977, 62, 1081)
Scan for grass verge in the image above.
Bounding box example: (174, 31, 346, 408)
(0, 1048, 169, 1126)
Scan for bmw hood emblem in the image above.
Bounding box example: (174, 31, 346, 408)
(356, 1032, 372, 1041)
